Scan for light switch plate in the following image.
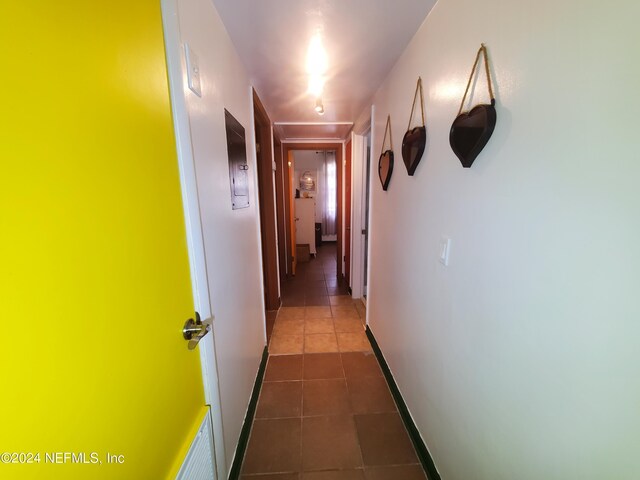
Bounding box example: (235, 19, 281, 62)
(184, 43, 202, 97)
(439, 237, 451, 266)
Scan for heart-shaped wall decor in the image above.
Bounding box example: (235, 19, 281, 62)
(401, 126, 426, 175)
(378, 150, 394, 191)
(449, 99, 496, 168)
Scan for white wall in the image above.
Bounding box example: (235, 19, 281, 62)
(359, 0, 640, 478)
(175, 0, 266, 471)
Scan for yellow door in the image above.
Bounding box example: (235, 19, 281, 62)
(0, 2, 206, 479)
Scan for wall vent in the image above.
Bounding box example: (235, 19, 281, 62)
(176, 411, 216, 480)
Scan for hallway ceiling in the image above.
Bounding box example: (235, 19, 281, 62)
(211, 0, 436, 141)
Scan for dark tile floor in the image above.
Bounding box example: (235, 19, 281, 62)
(281, 243, 350, 307)
(240, 353, 427, 480)
(242, 244, 427, 480)
(267, 243, 349, 342)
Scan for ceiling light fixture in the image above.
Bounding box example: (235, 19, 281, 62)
(307, 33, 328, 114)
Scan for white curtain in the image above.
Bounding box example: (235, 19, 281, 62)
(322, 151, 337, 236)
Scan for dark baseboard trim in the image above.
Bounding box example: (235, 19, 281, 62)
(228, 346, 269, 480)
(365, 326, 441, 480)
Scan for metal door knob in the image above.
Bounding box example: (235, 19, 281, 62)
(182, 312, 211, 350)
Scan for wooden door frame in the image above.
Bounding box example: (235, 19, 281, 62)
(253, 90, 280, 311)
(280, 142, 344, 278)
(286, 150, 296, 276)
(337, 143, 343, 282)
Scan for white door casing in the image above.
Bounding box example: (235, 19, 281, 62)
(350, 106, 374, 302)
(350, 133, 364, 300)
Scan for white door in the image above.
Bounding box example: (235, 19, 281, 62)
(161, 1, 225, 478)
(295, 198, 317, 254)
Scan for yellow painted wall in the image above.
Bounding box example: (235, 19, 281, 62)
(0, 2, 206, 478)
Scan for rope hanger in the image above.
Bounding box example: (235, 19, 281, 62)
(458, 44, 495, 116)
(380, 115, 393, 155)
(407, 77, 426, 131)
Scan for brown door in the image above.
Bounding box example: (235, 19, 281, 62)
(344, 140, 352, 286)
(288, 150, 297, 276)
(336, 147, 343, 280)
(254, 91, 280, 310)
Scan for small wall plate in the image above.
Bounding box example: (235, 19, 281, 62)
(184, 43, 202, 97)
